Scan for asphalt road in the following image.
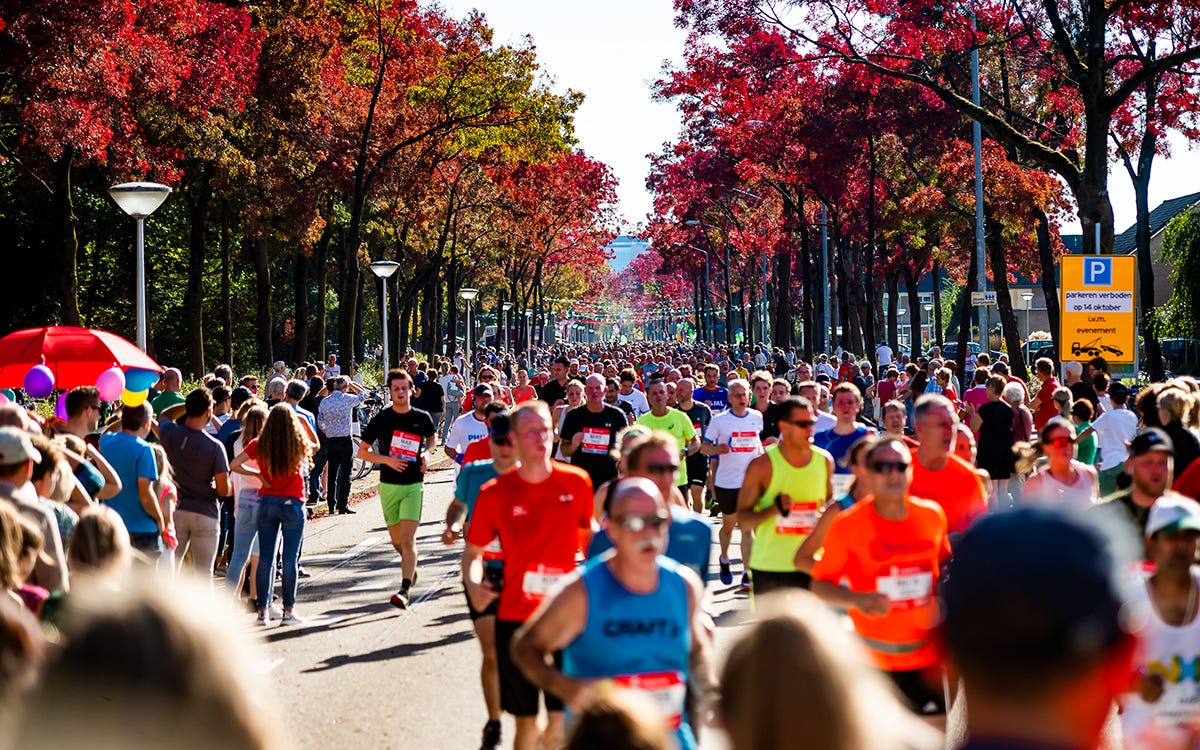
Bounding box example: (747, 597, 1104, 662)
(243, 463, 752, 749)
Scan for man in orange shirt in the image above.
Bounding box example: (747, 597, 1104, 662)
(463, 400, 596, 750)
(909, 394, 987, 540)
(812, 436, 951, 718)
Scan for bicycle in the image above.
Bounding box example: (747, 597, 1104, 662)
(350, 390, 386, 481)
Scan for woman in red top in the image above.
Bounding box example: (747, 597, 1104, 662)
(231, 404, 317, 626)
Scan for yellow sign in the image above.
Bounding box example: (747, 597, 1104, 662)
(1059, 255, 1136, 364)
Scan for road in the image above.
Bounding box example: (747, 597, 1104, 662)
(245, 462, 752, 749)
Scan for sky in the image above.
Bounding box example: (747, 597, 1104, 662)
(437, 0, 1200, 238)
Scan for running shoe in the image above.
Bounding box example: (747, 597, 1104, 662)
(267, 604, 284, 621)
(256, 610, 269, 626)
(739, 573, 751, 593)
(390, 589, 410, 610)
(280, 611, 305, 626)
(718, 558, 733, 586)
(479, 720, 501, 750)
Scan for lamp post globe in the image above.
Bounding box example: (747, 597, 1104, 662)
(110, 182, 173, 352)
(369, 261, 401, 369)
(459, 288, 479, 383)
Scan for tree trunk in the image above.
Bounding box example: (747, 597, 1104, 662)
(354, 272, 366, 363)
(1133, 164, 1164, 381)
(220, 202, 233, 366)
(986, 212, 1029, 381)
(292, 250, 309, 363)
(184, 168, 212, 377)
(903, 263, 922, 357)
(956, 242, 978, 378)
(1033, 209, 1062, 356)
(313, 226, 331, 362)
(886, 271, 899, 357)
(53, 153, 82, 327)
(248, 237, 272, 366)
(932, 259, 944, 350)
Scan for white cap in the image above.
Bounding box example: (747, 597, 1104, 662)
(1146, 493, 1200, 537)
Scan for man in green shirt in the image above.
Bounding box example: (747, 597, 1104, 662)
(636, 379, 699, 494)
(150, 368, 185, 416)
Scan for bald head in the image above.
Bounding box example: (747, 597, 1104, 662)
(609, 476, 664, 516)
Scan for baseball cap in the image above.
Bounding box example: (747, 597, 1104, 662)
(0, 427, 41, 464)
(943, 507, 1129, 666)
(472, 383, 492, 397)
(992, 361, 1009, 374)
(569, 358, 579, 365)
(1128, 427, 1174, 458)
(230, 386, 253, 408)
(1145, 493, 1200, 537)
(815, 373, 831, 384)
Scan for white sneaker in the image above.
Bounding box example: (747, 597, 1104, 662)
(256, 610, 269, 626)
(267, 605, 284, 621)
(280, 611, 305, 626)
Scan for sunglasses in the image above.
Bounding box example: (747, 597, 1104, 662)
(248, 384, 259, 391)
(784, 419, 815, 429)
(1047, 436, 1075, 449)
(612, 512, 671, 533)
(870, 460, 911, 475)
(643, 462, 680, 475)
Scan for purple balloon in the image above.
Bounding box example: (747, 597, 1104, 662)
(24, 365, 55, 399)
(56, 391, 69, 421)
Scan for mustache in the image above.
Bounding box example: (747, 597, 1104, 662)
(636, 537, 664, 553)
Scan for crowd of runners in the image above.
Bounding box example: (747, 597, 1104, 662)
(3, 338, 1200, 749)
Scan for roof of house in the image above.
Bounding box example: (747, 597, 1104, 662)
(1112, 191, 1200, 254)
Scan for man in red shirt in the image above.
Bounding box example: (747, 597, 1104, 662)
(909, 394, 987, 541)
(1028, 357, 1062, 431)
(464, 400, 596, 750)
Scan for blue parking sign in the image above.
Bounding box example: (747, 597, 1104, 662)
(1083, 257, 1112, 286)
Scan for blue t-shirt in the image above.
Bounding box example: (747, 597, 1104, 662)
(692, 386, 729, 413)
(216, 417, 242, 457)
(454, 459, 500, 524)
(587, 506, 712, 583)
(98, 431, 159, 534)
(813, 426, 872, 475)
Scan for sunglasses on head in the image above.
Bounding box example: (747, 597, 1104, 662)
(612, 512, 670, 533)
(870, 460, 910, 475)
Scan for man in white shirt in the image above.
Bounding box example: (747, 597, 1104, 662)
(616, 369, 649, 417)
(323, 354, 341, 380)
(797, 381, 837, 433)
(875, 341, 894, 368)
(1078, 382, 1139, 497)
(445, 384, 492, 465)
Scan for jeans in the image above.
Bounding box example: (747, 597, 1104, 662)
(225, 489, 261, 592)
(255, 495, 305, 610)
(217, 495, 234, 559)
(441, 400, 461, 443)
(308, 439, 329, 504)
(325, 436, 354, 511)
(128, 531, 164, 567)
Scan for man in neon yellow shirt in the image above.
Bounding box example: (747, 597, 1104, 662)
(636, 379, 699, 494)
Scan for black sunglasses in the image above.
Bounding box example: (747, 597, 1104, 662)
(643, 462, 680, 475)
(783, 419, 815, 429)
(612, 513, 670, 533)
(870, 460, 910, 475)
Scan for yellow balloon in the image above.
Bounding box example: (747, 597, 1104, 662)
(120, 388, 149, 407)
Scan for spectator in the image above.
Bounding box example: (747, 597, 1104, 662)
(98, 402, 165, 562)
(1080, 382, 1137, 496)
(966, 375, 1016, 510)
(0, 428, 68, 593)
(150, 368, 185, 416)
(225, 405, 269, 613)
(59, 386, 102, 440)
(66, 505, 131, 582)
(565, 689, 673, 750)
(1157, 387, 1200, 476)
(1070, 400, 1097, 467)
(317, 377, 367, 514)
(1028, 357, 1062, 431)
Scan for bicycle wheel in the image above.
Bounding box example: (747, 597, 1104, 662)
(350, 436, 371, 480)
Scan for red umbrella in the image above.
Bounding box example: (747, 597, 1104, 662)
(0, 326, 162, 389)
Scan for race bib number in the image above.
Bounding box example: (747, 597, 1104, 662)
(482, 537, 504, 562)
(831, 473, 854, 500)
(613, 671, 686, 729)
(775, 500, 819, 535)
(389, 431, 422, 462)
(730, 431, 760, 453)
(692, 422, 703, 437)
(581, 427, 611, 455)
(876, 563, 934, 609)
(521, 564, 568, 602)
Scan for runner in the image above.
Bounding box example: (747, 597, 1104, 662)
(511, 477, 714, 750)
(442, 411, 518, 750)
(445, 385, 493, 465)
(355, 369, 437, 609)
(811, 437, 951, 719)
(604, 378, 635, 425)
(616, 368, 650, 418)
(1122, 493, 1200, 748)
(737, 396, 833, 597)
(559, 374, 627, 491)
(538, 356, 571, 407)
(908, 394, 987, 541)
(552, 379, 585, 462)
(813, 383, 876, 499)
(1092, 427, 1176, 539)
(702, 379, 764, 590)
(510, 370, 537, 404)
(692, 364, 729, 413)
(635, 380, 698, 495)
(463, 401, 596, 750)
(674, 378, 712, 514)
(796, 380, 837, 433)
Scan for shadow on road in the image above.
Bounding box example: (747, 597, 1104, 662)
(301, 630, 476, 673)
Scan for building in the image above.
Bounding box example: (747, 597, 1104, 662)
(605, 235, 650, 272)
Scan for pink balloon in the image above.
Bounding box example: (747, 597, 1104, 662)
(0, 392, 7, 406)
(96, 367, 126, 402)
(24, 364, 54, 399)
(56, 391, 69, 421)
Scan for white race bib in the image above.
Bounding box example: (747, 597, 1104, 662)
(729, 431, 760, 453)
(613, 671, 686, 728)
(521, 565, 567, 601)
(581, 428, 611, 455)
(831, 473, 854, 500)
(389, 431, 422, 462)
(775, 500, 819, 536)
(876, 563, 934, 608)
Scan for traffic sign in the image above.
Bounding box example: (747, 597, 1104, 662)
(970, 291, 997, 306)
(1059, 255, 1136, 364)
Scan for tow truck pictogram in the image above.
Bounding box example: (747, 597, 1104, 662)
(1071, 338, 1124, 358)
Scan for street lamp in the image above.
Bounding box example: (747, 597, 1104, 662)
(501, 301, 514, 355)
(524, 308, 533, 353)
(109, 182, 172, 352)
(923, 303, 933, 350)
(1021, 292, 1035, 340)
(460, 288, 479, 385)
(368, 260, 401, 370)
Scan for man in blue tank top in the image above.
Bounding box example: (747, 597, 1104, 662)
(512, 478, 714, 750)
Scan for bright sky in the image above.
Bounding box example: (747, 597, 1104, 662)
(438, 0, 1200, 237)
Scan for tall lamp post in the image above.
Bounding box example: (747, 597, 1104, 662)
(501, 301, 514, 355)
(368, 260, 401, 370)
(109, 182, 173, 352)
(923, 303, 934, 351)
(524, 308, 533, 354)
(1020, 292, 1035, 340)
(460, 288, 479, 385)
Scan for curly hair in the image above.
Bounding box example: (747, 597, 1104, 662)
(256, 404, 311, 478)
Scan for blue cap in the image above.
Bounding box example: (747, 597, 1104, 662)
(943, 507, 1128, 665)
